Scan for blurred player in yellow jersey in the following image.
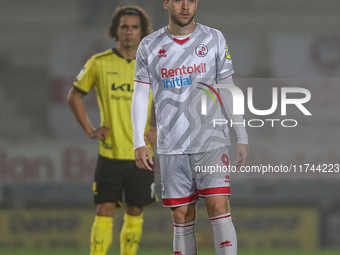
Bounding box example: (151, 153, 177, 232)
(67, 6, 157, 255)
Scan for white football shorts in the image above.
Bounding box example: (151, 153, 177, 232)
(159, 146, 231, 207)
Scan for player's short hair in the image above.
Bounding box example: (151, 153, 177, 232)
(107, 6, 153, 41)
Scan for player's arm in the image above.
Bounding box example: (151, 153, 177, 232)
(145, 102, 157, 148)
(217, 77, 249, 170)
(215, 31, 249, 170)
(67, 87, 109, 140)
(131, 81, 153, 171)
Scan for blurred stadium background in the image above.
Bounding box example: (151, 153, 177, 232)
(1, 0, 340, 254)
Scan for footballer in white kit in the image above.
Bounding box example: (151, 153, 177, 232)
(132, 2, 248, 254)
(133, 23, 248, 205)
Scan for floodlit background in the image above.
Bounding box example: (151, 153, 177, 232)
(1, 0, 340, 253)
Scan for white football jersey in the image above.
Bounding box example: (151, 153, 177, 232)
(135, 23, 235, 155)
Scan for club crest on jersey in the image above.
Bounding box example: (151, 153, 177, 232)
(225, 44, 232, 60)
(195, 44, 208, 57)
(158, 49, 167, 58)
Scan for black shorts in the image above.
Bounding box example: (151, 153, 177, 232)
(93, 155, 157, 208)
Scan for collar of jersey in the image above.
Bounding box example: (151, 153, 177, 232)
(112, 48, 134, 63)
(165, 23, 200, 45)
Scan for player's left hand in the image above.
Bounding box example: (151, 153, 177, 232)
(144, 126, 157, 148)
(234, 144, 249, 171)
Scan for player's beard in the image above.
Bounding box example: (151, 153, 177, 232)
(170, 12, 195, 27)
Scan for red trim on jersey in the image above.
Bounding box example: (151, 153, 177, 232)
(173, 223, 195, 228)
(134, 80, 151, 85)
(217, 72, 235, 81)
(162, 193, 198, 207)
(197, 187, 230, 197)
(209, 214, 231, 222)
(173, 37, 190, 45)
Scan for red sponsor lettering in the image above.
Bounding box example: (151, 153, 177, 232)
(175, 68, 182, 76)
(161, 64, 206, 78)
(194, 64, 201, 73)
(168, 69, 175, 76)
(181, 65, 187, 74)
(161, 68, 168, 77)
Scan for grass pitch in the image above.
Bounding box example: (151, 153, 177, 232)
(0, 248, 339, 255)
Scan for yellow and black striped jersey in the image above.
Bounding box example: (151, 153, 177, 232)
(74, 48, 153, 160)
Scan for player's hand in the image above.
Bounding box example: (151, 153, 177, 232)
(135, 146, 153, 171)
(89, 125, 109, 141)
(145, 126, 157, 148)
(234, 144, 249, 171)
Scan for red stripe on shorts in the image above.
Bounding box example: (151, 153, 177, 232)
(162, 192, 198, 207)
(197, 186, 230, 197)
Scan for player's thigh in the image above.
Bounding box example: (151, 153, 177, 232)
(159, 154, 197, 207)
(191, 146, 231, 197)
(93, 155, 124, 206)
(123, 161, 157, 208)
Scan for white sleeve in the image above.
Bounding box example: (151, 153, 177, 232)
(217, 77, 248, 144)
(131, 81, 150, 150)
